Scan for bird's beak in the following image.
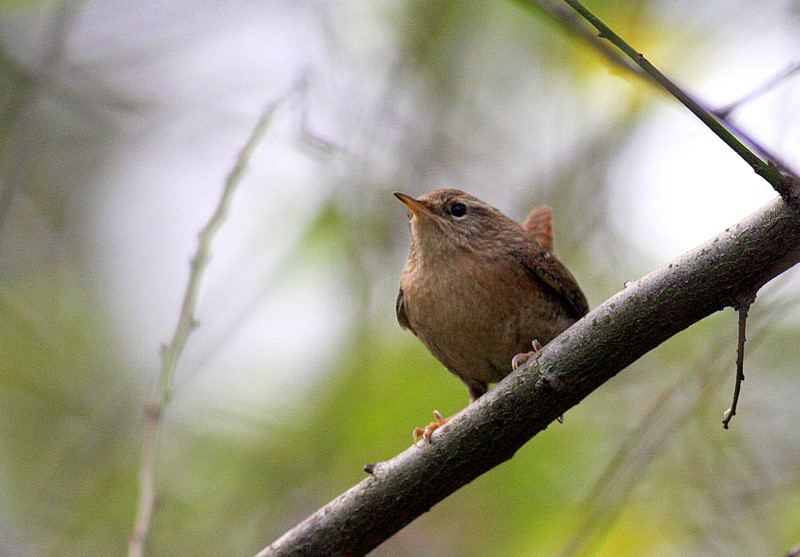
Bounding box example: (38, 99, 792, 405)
(393, 192, 434, 217)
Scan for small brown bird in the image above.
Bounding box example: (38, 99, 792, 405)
(395, 189, 589, 442)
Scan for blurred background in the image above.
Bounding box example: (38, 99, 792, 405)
(1, 0, 799, 555)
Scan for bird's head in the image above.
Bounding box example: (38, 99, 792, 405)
(394, 189, 520, 256)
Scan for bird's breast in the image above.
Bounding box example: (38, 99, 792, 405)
(401, 251, 572, 384)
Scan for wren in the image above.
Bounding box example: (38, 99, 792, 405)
(395, 189, 589, 442)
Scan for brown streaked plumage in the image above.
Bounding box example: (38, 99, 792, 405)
(395, 189, 588, 442)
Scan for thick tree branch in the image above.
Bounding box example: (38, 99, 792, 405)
(258, 196, 800, 556)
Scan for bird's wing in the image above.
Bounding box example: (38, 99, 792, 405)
(512, 242, 589, 319)
(396, 287, 415, 333)
(523, 205, 553, 253)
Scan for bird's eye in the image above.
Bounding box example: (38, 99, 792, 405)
(449, 202, 467, 218)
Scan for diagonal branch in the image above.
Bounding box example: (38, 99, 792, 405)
(258, 196, 800, 556)
(515, 0, 800, 203)
(512, 0, 644, 78)
(555, 0, 800, 204)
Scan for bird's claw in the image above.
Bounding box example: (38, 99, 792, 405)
(413, 410, 448, 444)
(511, 339, 543, 370)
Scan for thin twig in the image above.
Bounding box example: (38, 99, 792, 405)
(557, 0, 800, 204)
(711, 63, 800, 177)
(512, 0, 643, 78)
(711, 114, 800, 179)
(722, 293, 756, 429)
(518, 0, 800, 181)
(716, 62, 800, 118)
(126, 89, 292, 557)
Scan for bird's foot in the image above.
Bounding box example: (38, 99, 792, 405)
(413, 410, 448, 444)
(511, 339, 543, 370)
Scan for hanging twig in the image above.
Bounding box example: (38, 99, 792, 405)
(722, 292, 757, 429)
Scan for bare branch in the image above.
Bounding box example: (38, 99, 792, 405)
(127, 89, 292, 557)
(715, 62, 800, 118)
(511, 0, 643, 78)
(258, 197, 800, 557)
(521, 0, 800, 205)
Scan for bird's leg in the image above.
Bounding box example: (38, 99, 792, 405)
(413, 410, 448, 444)
(511, 339, 543, 370)
(467, 380, 488, 402)
(413, 381, 487, 444)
